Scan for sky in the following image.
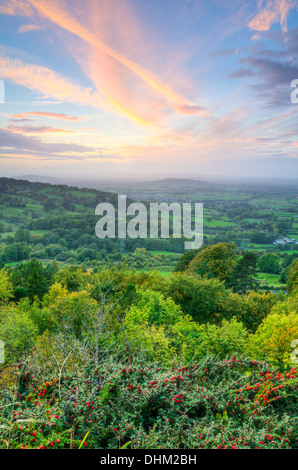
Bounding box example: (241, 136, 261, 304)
(0, 0, 298, 181)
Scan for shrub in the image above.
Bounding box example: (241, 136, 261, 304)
(0, 356, 297, 449)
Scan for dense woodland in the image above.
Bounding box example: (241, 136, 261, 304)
(0, 177, 297, 449)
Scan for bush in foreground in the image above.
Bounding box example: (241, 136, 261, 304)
(0, 356, 297, 449)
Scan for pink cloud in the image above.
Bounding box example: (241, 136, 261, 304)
(248, 0, 297, 32)
(5, 124, 74, 134)
(18, 24, 43, 33)
(0, 53, 155, 127)
(12, 111, 85, 121)
(0, 54, 103, 108)
(26, 0, 203, 116)
(176, 104, 206, 115)
(0, 0, 33, 16)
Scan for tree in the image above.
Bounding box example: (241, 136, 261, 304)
(223, 290, 279, 333)
(195, 317, 249, 359)
(54, 266, 87, 292)
(229, 251, 259, 294)
(14, 228, 31, 243)
(123, 288, 200, 364)
(43, 283, 98, 340)
(186, 242, 237, 283)
(250, 231, 272, 244)
(257, 253, 281, 274)
(0, 269, 13, 303)
(0, 304, 38, 363)
(247, 312, 298, 369)
(287, 258, 298, 293)
(10, 259, 55, 302)
(2, 242, 31, 262)
(173, 248, 200, 273)
(166, 273, 228, 324)
(282, 252, 298, 269)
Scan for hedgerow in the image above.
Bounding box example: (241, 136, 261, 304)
(0, 355, 297, 449)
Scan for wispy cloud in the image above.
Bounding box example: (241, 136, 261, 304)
(26, 0, 204, 116)
(5, 124, 74, 134)
(0, 0, 33, 16)
(0, 0, 207, 131)
(0, 53, 156, 127)
(0, 54, 103, 108)
(12, 111, 85, 121)
(0, 128, 98, 156)
(248, 0, 298, 33)
(0, 127, 124, 163)
(1, 0, 297, 178)
(18, 24, 43, 33)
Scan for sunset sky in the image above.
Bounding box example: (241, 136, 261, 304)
(1, 0, 298, 180)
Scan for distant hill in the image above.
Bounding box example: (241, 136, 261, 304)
(150, 178, 210, 186)
(15, 175, 61, 184)
(0, 176, 122, 206)
(0, 176, 185, 264)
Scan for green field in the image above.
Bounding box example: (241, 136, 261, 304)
(1, 177, 298, 273)
(135, 265, 174, 277)
(149, 250, 179, 256)
(257, 272, 286, 289)
(1, 229, 50, 239)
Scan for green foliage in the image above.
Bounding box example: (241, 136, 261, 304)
(258, 253, 281, 275)
(166, 273, 228, 324)
(43, 283, 98, 340)
(287, 259, 298, 294)
(14, 229, 31, 244)
(247, 312, 298, 370)
(222, 290, 279, 333)
(2, 242, 31, 263)
(9, 259, 55, 302)
(0, 357, 297, 449)
(54, 266, 89, 292)
(173, 249, 200, 273)
(229, 251, 259, 294)
(18, 298, 54, 335)
(195, 318, 249, 359)
(0, 304, 38, 363)
(186, 242, 237, 283)
(0, 269, 13, 303)
(123, 289, 200, 364)
(270, 294, 298, 316)
(0, 177, 297, 451)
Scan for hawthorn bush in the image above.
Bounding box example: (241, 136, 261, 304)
(0, 355, 297, 449)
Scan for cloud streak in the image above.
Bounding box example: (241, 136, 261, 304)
(248, 0, 298, 33)
(0, 0, 33, 16)
(0, 127, 103, 160)
(18, 24, 43, 33)
(5, 124, 74, 134)
(12, 111, 85, 121)
(26, 0, 203, 115)
(1, 0, 298, 178)
(0, 0, 207, 131)
(0, 54, 103, 108)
